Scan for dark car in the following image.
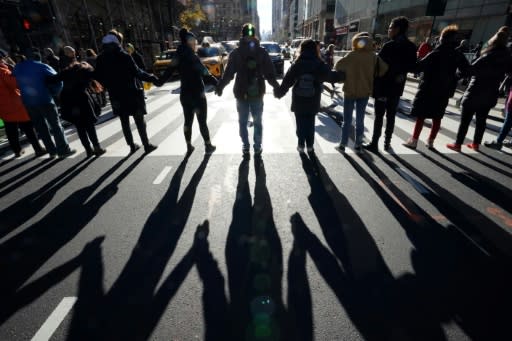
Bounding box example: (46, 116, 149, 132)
(261, 41, 285, 76)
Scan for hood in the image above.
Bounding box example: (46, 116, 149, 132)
(239, 38, 261, 58)
(352, 35, 374, 52)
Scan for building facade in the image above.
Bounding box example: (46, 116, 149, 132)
(334, 0, 512, 49)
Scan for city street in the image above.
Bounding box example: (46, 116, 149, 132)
(1, 70, 512, 340)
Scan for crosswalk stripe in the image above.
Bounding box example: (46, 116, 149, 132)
(102, 98, 182, 157)
(152, 99, 219, 156)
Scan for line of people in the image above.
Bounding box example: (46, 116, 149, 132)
(1, 19, 512, 160)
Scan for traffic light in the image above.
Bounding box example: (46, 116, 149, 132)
(426, 0, 447, 16)
(22, 18, 32, 31)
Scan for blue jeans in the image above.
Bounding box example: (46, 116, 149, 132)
(26, 103, 70, 155)
(341, 98, 369, 146)
(237, 99, 263, 149)
(497, 110, 512, 143)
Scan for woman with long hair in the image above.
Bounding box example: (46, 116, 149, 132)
(155, 28, 217, 155)
(447, 26, 512, 151)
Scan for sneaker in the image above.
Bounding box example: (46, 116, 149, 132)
(34, 148, 48, 157)
(402, 138, 418, 150)
(130, 144, 141, 154)
(49, 153, 57, 159)
(205, 144, 216, 154)
(85, 149, 94, 158)
(94, 146, 107, 156)
(354, 145, 363, 154)
(483, 140, 503, 150)
(144, 144, 158, 154)
(58, 149, 77, 159)
(426, 139, 435, 150)
(363, 142, 378, 152)
(14, 149, 25, 158)
(466, 143, 480, 151)
(297, 146, 305, 153)
(446, 143, 461, 152)
(254, 148, 263, 156)
(335, 144, 345, 153)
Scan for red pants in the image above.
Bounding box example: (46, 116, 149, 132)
(413, 117, 441, 140)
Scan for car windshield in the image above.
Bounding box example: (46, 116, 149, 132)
(261, 43, 281, 54)
(197, 47, 221, 58)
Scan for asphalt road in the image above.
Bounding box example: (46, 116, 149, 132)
(0, 67, 511, 341)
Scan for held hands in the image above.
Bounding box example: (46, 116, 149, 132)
(273, 86, 284, 99)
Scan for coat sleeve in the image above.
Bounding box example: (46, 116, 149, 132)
(217, 50, 237, 91)
(276, 63, 297, 97)
(377, 56, 389, 77)
(157, 56, 180, 84)
(261, 50, 279, 89)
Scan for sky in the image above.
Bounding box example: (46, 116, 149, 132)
(258, 0, 272, 33)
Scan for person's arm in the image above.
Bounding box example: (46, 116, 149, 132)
(42, 64, 63, 95)
(275, 63, 297, 98)
(154, 57, 179, 86)
(216, 50, 237, 95)
(377, 56, 389, 77)
(125, 52, 157, 83)
(261, 50, 279, 89)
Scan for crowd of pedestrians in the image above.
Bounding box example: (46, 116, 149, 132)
(1, 18, 512, 159)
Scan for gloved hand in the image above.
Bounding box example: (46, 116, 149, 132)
(273, 87, 283, 99)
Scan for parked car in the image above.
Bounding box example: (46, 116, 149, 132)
(290, 38, 306, 62)
(260, 41, 285, 76)
(197, 45, 228, 78)
(153, 49, 178, 77)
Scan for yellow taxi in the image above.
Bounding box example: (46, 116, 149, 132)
(197, 45, 228, 78)
(152, 49, 178, 77)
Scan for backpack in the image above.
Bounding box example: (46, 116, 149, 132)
(246, 54, 261, 99)
(294, 73, 317, 98)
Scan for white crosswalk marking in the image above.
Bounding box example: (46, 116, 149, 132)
(2, 86, 510, 159)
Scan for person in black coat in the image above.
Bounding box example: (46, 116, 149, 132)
(50, 47, 106, 157)
(447, 27, 512, 151)
(274, 39, 343, 153)
(95, 31, 158, 154)
(126, 43, 146, 71)
(154, 28, 217, 155)
(365, 16, 417, 152)
(402, 25, 470, 150)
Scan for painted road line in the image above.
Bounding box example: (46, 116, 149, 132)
(153, 166, 173, 185)
(31, 297, 77, 341)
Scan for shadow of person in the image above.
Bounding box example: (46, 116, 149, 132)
(0, 155, 141, 323)
(288, 213, 313, 341)
(0, 157, 96, 239)
(349, 152, 512, 340)
(300, 154, 410, 340)
(194, 220, 229, 341)
(226, 157, 290, 340)
(427, 149, 512, 214)
(67, 154, 212, 340)
(0, 157, 61, 198)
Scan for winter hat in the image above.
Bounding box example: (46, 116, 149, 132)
(102, 34, 120, 45)
(242, 23, 256, 38)
(179, 28, 196, 44)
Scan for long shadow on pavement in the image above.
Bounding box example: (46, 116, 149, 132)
(0, 155, 141, 324)
(0, 157, 96, 239)
(66, 154, 211, 340)
(348, 152, 511, 340)
(0, 158, 61, 197)
(225, 157, 291, 340)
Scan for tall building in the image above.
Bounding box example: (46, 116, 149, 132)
(334, 0, 512, 49)
(292, 0, 335, 42)
(241, 0, 260, 36)
(205, 0, 244, 40)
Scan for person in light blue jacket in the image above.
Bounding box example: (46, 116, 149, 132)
(13, 48, 75, 158)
